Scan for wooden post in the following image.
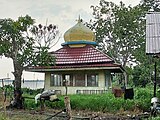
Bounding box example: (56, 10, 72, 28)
(154, 61, 157, 97)
(1, 79, 6, 116)
(65, 80, 68, 96)
(64, 96, 72, 120)
(3, 90, 6, 116)
(2, 79, 4, 87)
(123, 72, 128, 88)
(40, 98, 45, 112)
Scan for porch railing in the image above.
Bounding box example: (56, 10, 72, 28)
(76, 90, 107, 94)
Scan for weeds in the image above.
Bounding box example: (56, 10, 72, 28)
(1, 86, 156, 113)
(47, 87, 155, 113)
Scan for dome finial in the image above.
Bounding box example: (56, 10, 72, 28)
(63, 15, 96, 47)
(78, 15, 82, 23)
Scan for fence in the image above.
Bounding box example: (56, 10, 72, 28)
(76, 90, 107, 94)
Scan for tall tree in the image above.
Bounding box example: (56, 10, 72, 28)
(0, 15, 59, 108)
(86, 0, 160, 86)
(87, 0, 145, 67)
(131, 0, 160, 86)
(140, 0, 160, 12)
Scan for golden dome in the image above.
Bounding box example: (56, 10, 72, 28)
(63, 18, 96, 44)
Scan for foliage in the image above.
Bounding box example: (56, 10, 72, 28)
(131, 0, 160, 86)
(87, 0, 160, 66)
(1, 85, 43, 96)
(149, 117, 160, 120)
(0, 15, 58, 68)
(22, 88, 44, 95)
(86, 0, 146, 67)
(0, 15, 59, 108)
(134, 87, 153, 111)
(141, 0, 160, 12)
(23, 93, 129, 112)
(86, 0, 160, 87)
(22, 87, 155, 113)
(24, 99, 39, 110)
(131, 57, 160, 87)
(132, 65, 151, 87)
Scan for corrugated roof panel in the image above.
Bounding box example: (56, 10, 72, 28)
(146, 12, 160, 54)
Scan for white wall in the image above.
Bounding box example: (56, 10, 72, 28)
(44, 70, 111, 95)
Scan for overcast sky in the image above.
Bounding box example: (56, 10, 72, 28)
(0, 0, 140, 80)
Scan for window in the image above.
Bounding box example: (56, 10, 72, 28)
(75, 74, 85, 86)
(87, 74, 98, 86)
(50, 74, 62, 86)
(62, 74, 73, 86)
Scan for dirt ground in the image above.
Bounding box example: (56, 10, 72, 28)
(0, 110, 130, 120)
(0, 107, 150, 120)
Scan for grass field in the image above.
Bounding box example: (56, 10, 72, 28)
(0, 86, 160, 119)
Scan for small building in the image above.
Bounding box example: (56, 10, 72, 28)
(146, 12, 160, 56)
(28, 18, 124, 95)
(146, 12, 160, 97)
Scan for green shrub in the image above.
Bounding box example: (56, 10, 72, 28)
(22, 88, 43, 96)
(23, 87, 156, 113)
(134, 87, 153, 111)
(68, 93, 133, 112)
(24, 99, 39, 110)
(134, 87, 153, 99)
(45, 96, 65, 109)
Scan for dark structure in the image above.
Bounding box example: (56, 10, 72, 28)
(146, 12, 160, 97)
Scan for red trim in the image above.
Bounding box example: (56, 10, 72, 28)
(31, 63, 121, 69)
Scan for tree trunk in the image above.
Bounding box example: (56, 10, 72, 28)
(11, 61, 24, 109)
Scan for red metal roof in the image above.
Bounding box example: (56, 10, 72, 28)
(28, 45, 124, 72)
(51, 45, 113, 65)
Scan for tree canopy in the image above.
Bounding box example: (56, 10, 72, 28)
(86, 0, 160, 86)
(87, 0, 146, 67)
(0, 15, 59, 108)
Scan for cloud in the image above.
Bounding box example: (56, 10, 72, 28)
(27, 2, 73, 18)
(0, 0, 140, 80)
